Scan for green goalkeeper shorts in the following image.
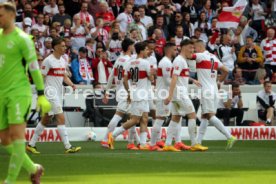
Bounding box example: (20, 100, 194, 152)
(0, 96, 31, 130)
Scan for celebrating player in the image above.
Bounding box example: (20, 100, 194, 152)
(27, 38, 81, 154)
(164, 39, 207, 151)
(102, 38, 140, 150)
(192, 40, 237, 150)
(108, 41, 154, 150)
(0, 2, 51, 183)
(149, 43, 176, 151)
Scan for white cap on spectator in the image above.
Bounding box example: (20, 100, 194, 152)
(24, 17, 32, 27)
(45, 37, 53, 42)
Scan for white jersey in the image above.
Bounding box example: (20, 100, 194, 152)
(111, 54, 131, 101)
(116, 12, 133, 33)
(172, 55, 189, 101)
(193, 51, 223, 91)
(125, 57, 151, 101)
(147, 55, 157, 100)
(41, 54, 66, 97)
(156, 56, 172, 100)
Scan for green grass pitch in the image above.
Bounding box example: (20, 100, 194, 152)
(0, 141, 276, 184)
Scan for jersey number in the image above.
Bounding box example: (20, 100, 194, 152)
(117, 65, 124, 80)
(130, 67, 139, 82)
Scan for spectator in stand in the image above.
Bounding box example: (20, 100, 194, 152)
(260, 28, 276, 80)
(32, 13, 48, 38)
(43, 14, 52, 27)
(168, 12, 188, 37)
(40, 37, 53, 59)
(91, 47, 113, 88)
(174, 26, 190, 52)
(225, 67, 246, 85)
(52, 3, 71, 26)
(148, 14, 169, 39)
(75, 2, 95, 29)
(17, 3, 34, 23)
(31, 0, 46, 13)
(71, 14, 89, 52)
(147, 0, 158, 20)
(183, 12, 195, 37)
(43, 0, 59, 18)
(194, 11, 211, 43)
(90, 18, 109, 46)
(85, 38, 96, 60)
(89, 0, 101, 19)
(134, 0, 147, 6)
(238, 36, 264, 84)
(116, 3, 133, 34)
(257, 81, 276, 125)
(239, 16, 258, 43)
(181, 0, 199, 24)
(30, 28, 42, 52)
(249, 0, 267, 41)
(71, 47, 94, 85)
(95, 0, 115, 32)
(152, 28, 166, 61)
(60, 19, 72, 38)
(200, 0, 217, 24)
(156, 0, 177, 15)
(107, 32, 122, 63)
(109, 0, 124, 18)
(16, 17, 32, 34)
(217, 83, 244, 126)
(127, 10, 147, 41)
(139, 5, 153, 29)
(52, 22, 62, 35)
(129, 28, 142, 43)
(217, 33, 237, 81)
(232, 26, 244, 53)
(64, 36, 77, 62)
(193, 27, 202, 40)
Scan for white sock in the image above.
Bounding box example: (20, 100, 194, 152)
(175, 121, 182, 143)
(209, 116, 232, 139)
(140, 132, 148, 146)
(165, 121, 178, 146)
(197, 119, 208, 144)
(128, 126, 136, 144)
(103, 114, 122, 142)
(188, 119, 197, 146)
(29, 122, 45, 147)
(112, 126, 126, 138)
(134, 128, 140, 144)
(150, 119, 163, 146)
(57, 125, 71, 149)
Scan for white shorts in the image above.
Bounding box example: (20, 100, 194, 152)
(156, 100, 170, 117)
(117, 100, 130, 113)
(201, 92, 218, 114)
(48, 97, 63, 116)
(129, 100, 149, 117)
(171, 98, 195, 116)
(149, 100, 156, 110)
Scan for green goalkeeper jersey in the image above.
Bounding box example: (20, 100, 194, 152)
(0, 27, 37, 97)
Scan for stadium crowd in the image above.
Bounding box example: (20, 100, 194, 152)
(10, 0, 276, 87)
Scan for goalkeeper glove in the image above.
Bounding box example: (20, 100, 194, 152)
(37, 95, 51, 116)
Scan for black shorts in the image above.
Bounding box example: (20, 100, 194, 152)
(258, 109, 275, 120)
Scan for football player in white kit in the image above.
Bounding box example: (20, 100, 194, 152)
(192, 40, 237, 150)
(27, 38, 81, 154)
(149, 43, 176, 151)
(108, 42, 154, 150)
(102, 38, 140, 150)
(164, 39, 207, 152)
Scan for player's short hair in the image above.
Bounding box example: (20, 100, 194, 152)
(52, 38, 64, 49)
(232, 82, 240, 89)
(135, 41, 147, 54)
(79, 47, 88, 53)
(122, 38, 135, 52)
(0, 2, 16, 13)
(180, 39, 193, 48)
(263, 81, 272, 87)
(164, 42, 175, 53)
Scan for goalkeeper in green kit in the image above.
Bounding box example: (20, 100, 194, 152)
(0, 2, 51, 184)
